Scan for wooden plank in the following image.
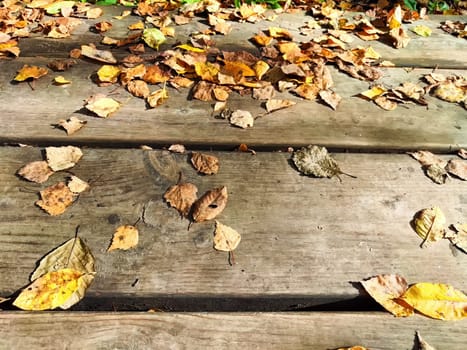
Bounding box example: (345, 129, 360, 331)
(16, 6, 467, 69)
(1, 147, 466, 302)
(0, 58, 465, 150)
(0, 312, 466, 349)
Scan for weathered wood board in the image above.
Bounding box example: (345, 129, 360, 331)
(1, 312, 466, 349)
(1, 147, 465, 305)
(1, 58, 465, 150)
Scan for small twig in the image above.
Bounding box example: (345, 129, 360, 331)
(228, 250, 235, 266)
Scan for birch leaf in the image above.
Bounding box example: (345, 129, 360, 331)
(58, 116, 87, 135)
(399, 283, 467, 320)
(36, 182, 76, 216)
(17, 161, 54, 184)
(81, 45, 117, 64)
(164, 182, 198, 217)
(360, 274, 414, 317)
(67, 176, 89, 194)
(14, 65, 48, 81)
(46, 146, 83, 171)
(413, 207, 446, 247)
(230, 110, 253, 128)
(192, 186, 228, 222)
(292, 145, 352, 179)
(108, 225, 139, 251)
(446, 159, 467, 180)
(191, 152, 219, 175)
(85, 94, 121, 118)
(13, 269, 83, 311)
(142, 28, 166, 50)
(214, 221, 241, 252)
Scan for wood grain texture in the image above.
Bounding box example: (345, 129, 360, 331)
(0, 58, 465, 150)
(1, 147, 466, 302)
(0, 312, 466, 349)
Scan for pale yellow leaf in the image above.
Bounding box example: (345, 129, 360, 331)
(214, 221, 241, 252)
(108, 225, 139, 251)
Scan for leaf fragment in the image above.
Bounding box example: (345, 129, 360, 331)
(416, 332, 437, 350)
(446, 159, 467, 180)
(58, 116, 86, 135)
(191, 152, 219, 175)
(319, 90, 342, 110)
(164, 182, 198, 217)
(292, 145, 349, 179)
(81, 45, 117, 64)
(412, 25, 432, 37)
(67, 176, 89, 194)
(399, 283, 467, 320)
(147, 87, 168, 108)
(230, 110, 253, 128)
(446, 224, 467, 254)
(13, 268, 83, 311)
(36, 182, 76, 216)
(213, 221, 241, 252)
(46, 146, 83, 171)
(97, 65, 121, 83)
(458, 149, 467, 159)
(53, 75, 71, 85)
(17, 161, 54, 184)
(413, 207, 446, 247)
(85, 94, 121, 118)
(265, 99, 296, 113)
(108, 225, 139, 251)
(192, 186, 228, 222)
(360, 274, 414, 317)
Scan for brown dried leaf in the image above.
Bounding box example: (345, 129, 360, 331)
(458, 149, 467, 159)
(446, 159, 467, 180)
(47, 59, 76, 72)
(389, 27, 411, 49)
(168, 144, 186, 154)
(46, 146, 83, 171)
(213, 221, 241, 252)
(409, 151, 447, 168)
(361, 274, 414, 317)
(433, 81, 466, 103)
(95, 21, 112, 32)
(192, 81, 214, 101)
(374, 95, 398, 110)
(80, 45, 117, 64)
(17, 161, 54, 184)
(252, 85, 275, 100)
(319, 90, 342, 110)
(85, 94, 121, 118)
(58, 116, 87, 135)
(446, 224, 467, 254)
(108, 225, 139, 251)
(36, 182, 76, 216)
(127, 80, 150, 98)
(191, 152, 219, 175)
(425, 164, 449, 184)
(192, 186, 228, 222)
(265, 99, 296, 113)
(164, 182, 198, 217)
(147, 88, 168, 108)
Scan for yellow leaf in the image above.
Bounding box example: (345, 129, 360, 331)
(412, 25, 432, 37)
(36, 182, 76, 216)
(176, 44, 205, 53)
(268, 27, 293, 40)
(54, 75, 71, 85)
(13, 268, 83, 310)
(387, 5, 402, 29)
(97, 65, 121, 83)
(360, 86, 386, 100)
(108, 225, 139, 251)
(194, 62, 220, 82)
(253, 60, 269, 80)
(85, 94, 121, 118)
(413, 207, 446, 247)
(214, 221, 241, 252)
(142, 28, 166, 50)
(128, 21, 144, 30)
(14, 65, 48, 81)
(399, 283, 467, 320)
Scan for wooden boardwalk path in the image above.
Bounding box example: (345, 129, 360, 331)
(0, 4, 466, 349)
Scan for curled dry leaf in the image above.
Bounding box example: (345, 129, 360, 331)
(214, 221, 241, 252)
(374, 95, 397, 111)
(191, 152, 219, 175)
(80, 45, 117, 64)
(108, 225, 139, 251)
(434, 82, 465, 103)
(36, 182, 76, 216)
(17, 161, 54, 184)
(147, 88, 168, 108)
(292, 145, 352, 180)
(458, 149, 467, 159)
(230, 110, 254, 128)
(409, 151, 446, 168)
(446, 223, 467, 254)
(398, 282, 467, 320)
(413, 207, 446, 247)
(168, 144, 186, 154)
(192, 186, 228, 222)
(389, 27, 411, 49)
(265, 99, 296, 113)
(361, 274, 414, 317)
(46, 146, 83, 171)
(67, 176, 89, 194)
(416, 332, 437, 350)
(164, 182, 198, 217)
(319, 90, 341, 110)
(30, 237, 95, 310)
(446, 159, 467, 180)
(425, 164, 449, 184)
(252, 85, 275, 100)
(85, 94, 121, 118)
(13, 268, 83, 311)
(58, 116, 87, 135)
(127, 80, 150, 98)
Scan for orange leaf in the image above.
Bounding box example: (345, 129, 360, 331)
(14, 65, 48, 81)
(192, 186, 228, 222)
